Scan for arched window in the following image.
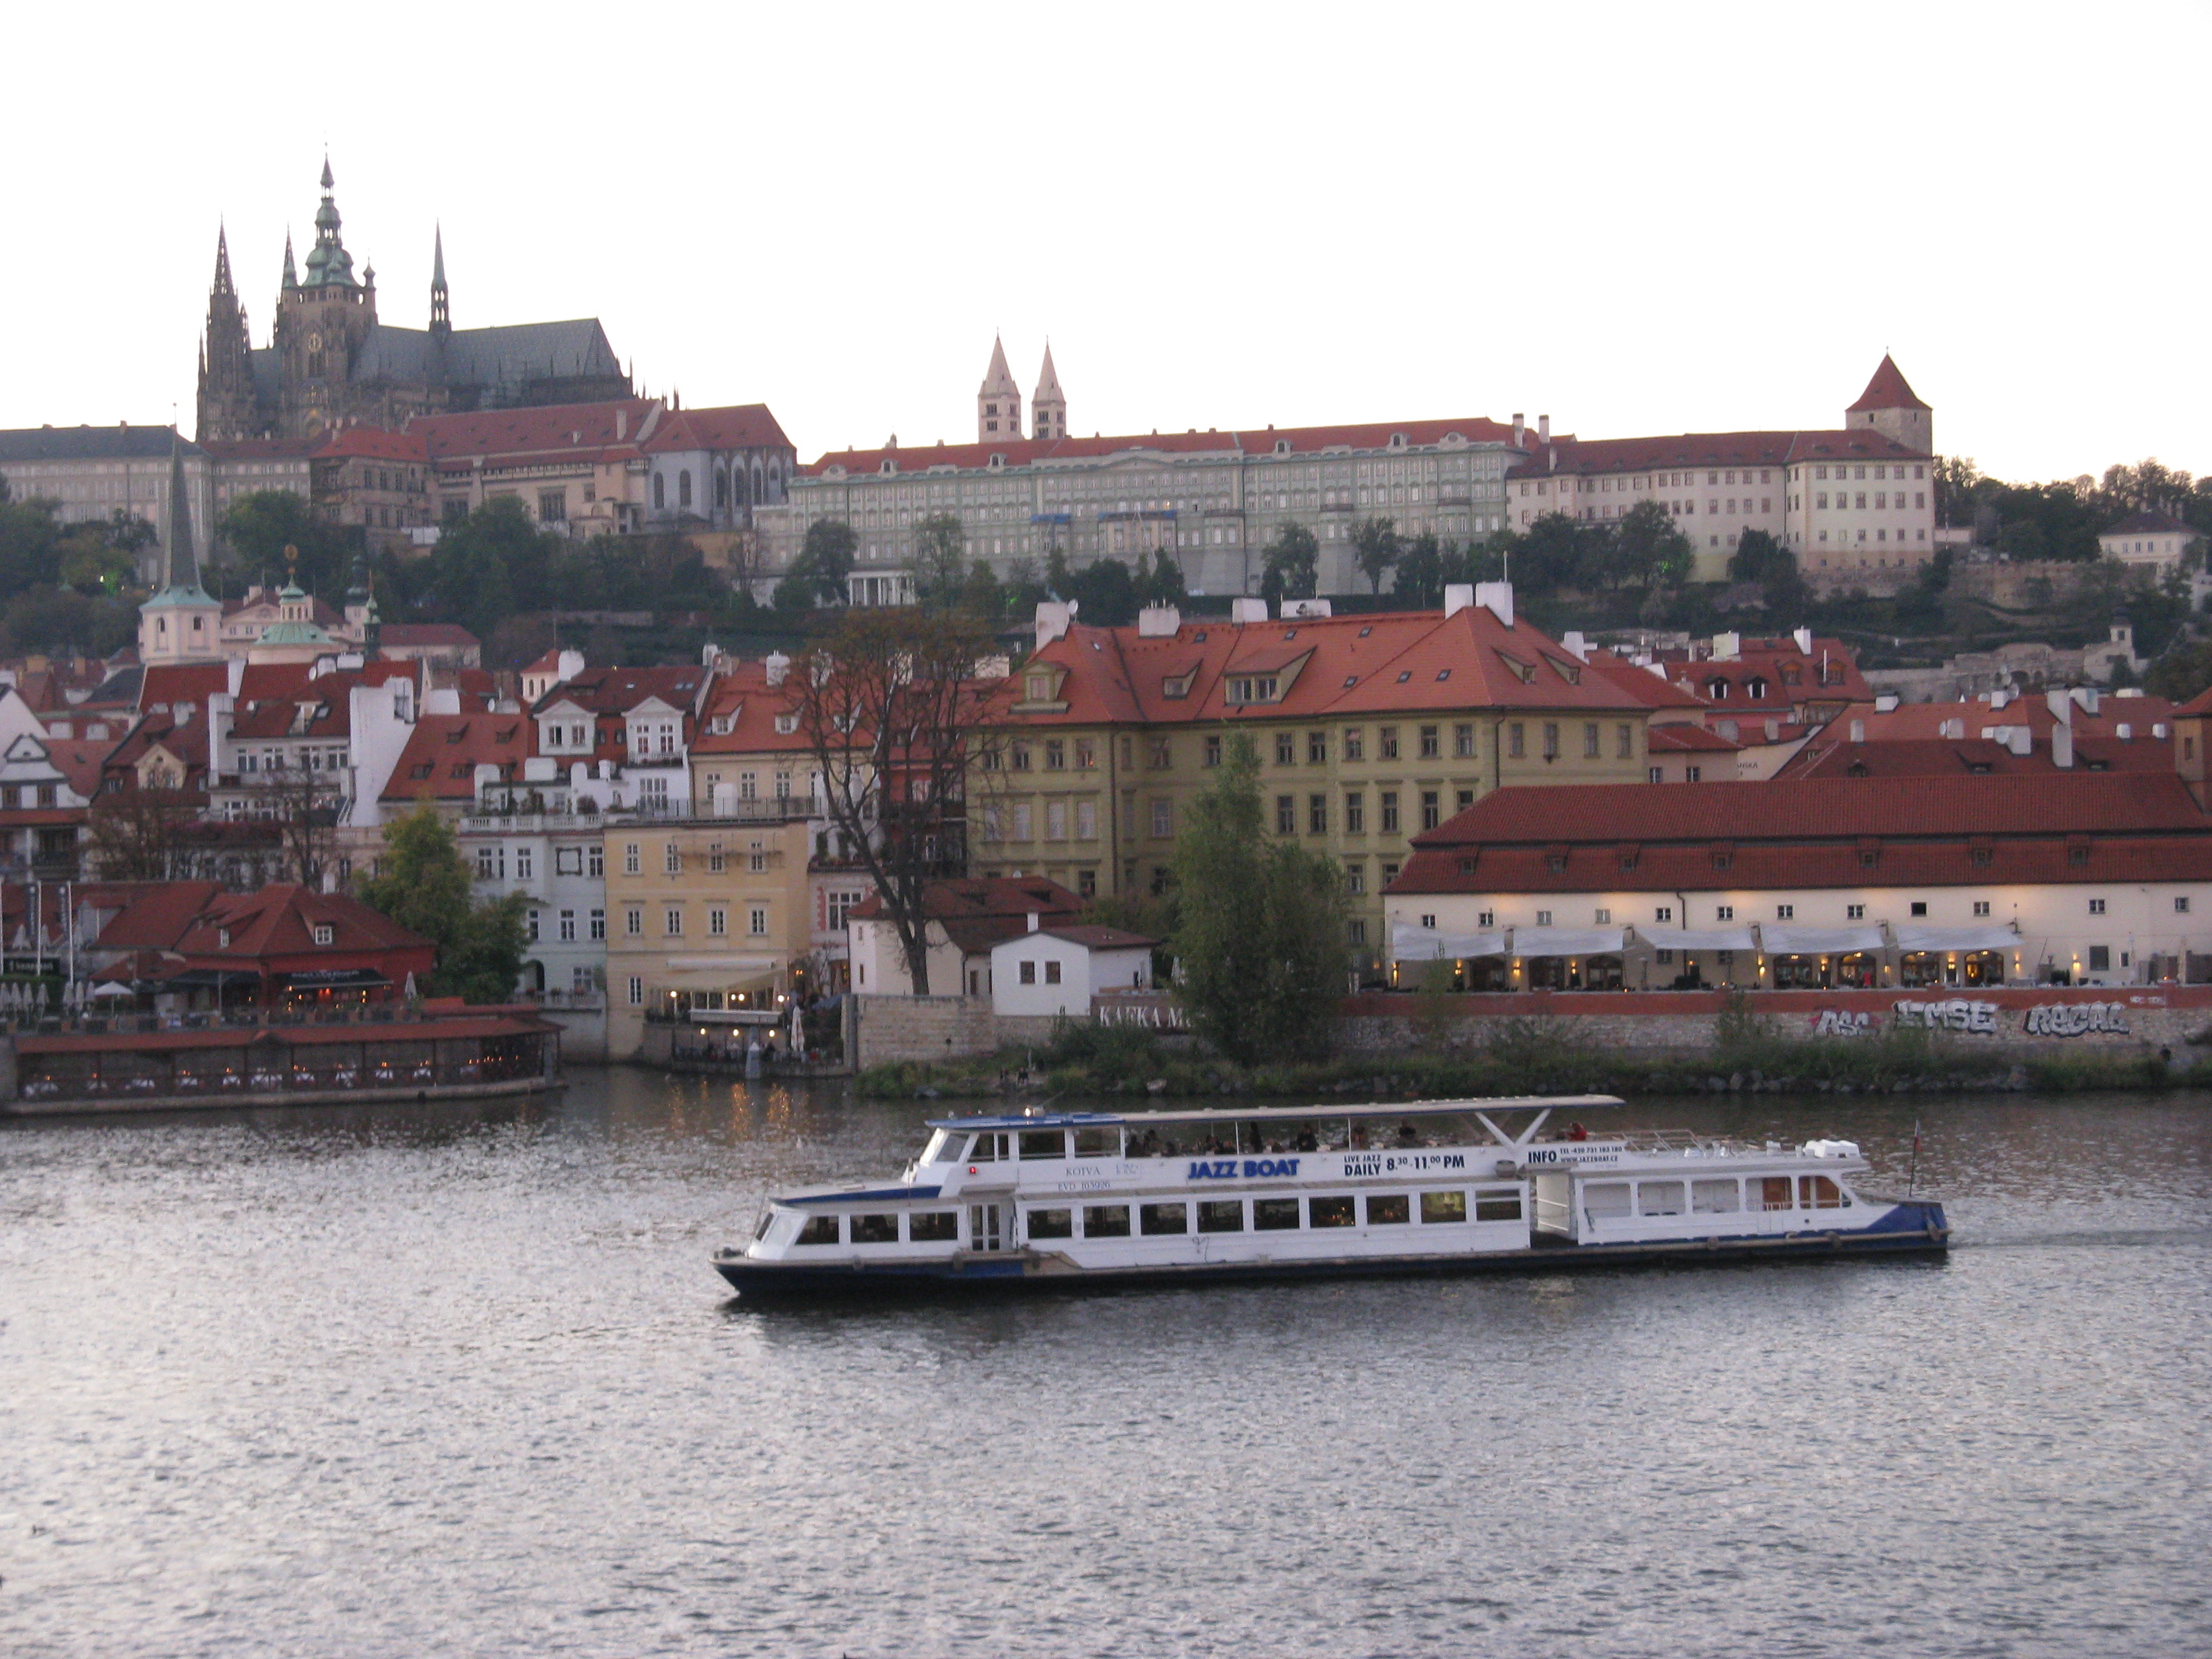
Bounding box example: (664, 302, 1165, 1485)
(733, 470, 750, 512)
(716, 468, 730, 508)
(678, 470, 693, 509)
(652, 473, 665, 510)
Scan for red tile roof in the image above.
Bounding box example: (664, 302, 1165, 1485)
(138, 663, 232, 714)
(380, 623, 480, 649)
(408, 397, 659, 466)
(850, 876, 1082, 924)
(89, 881, 225, 951)
(645, 405, 793, 453)
(382, 714, 533, 801)
(1507, 428, 1925, 481)
(1647, 724, 1740, 752)
(1847, 354, 1929, 413)
(995, 603, 1649, 732)
(693, 661, 811, 757)
(316, 426, 429, 462)
(804, 417, 1521, 478)
(2104, 510, 2198, 538)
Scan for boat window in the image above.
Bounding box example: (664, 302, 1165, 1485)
(968, 1132, 1008, 1162)
(753, 1209, 775, 1241)
(921, 1130, 968, 1164)
(1071, 1126, 1119, 1159)
(1800, 1174, 1847, 1210)
(1419, 1191, 1467, 1225)
(1583, 1182, 1632, 1220)
(1755, 1176, 1793, 1212)
(1082, 1204, 1131, 1237)
(1638, 1181, 1685, 1218)
(1691, 1179, 1740, 1214)
(1027, 1207, 1073, 1239)
(1308, 1195, 1356, 1229)
(1365, 1194, 1410, 1225)
(1473, 1187, 1523, 1222)
(1140, 1202, 1189, 1236)
(851, 1213, 899, 1244)
(794, 1214, 841, 1246)
(909, 1211, 958, 1242)
(1019, 1130, 1067, 1160)
(1253, 1197, 1300, 1231)
(1197, 1199, 1246, 1233)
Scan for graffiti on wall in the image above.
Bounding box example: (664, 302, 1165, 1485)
(2022, 1002, 2130, 1038)
(1809, 1010, 1874, 1037)
(1893, 998, 2000, 1034)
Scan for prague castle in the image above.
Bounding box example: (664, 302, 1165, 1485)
(195, 159, 629, 443)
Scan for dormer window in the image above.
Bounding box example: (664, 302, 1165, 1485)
(217, 928, 230, 948)
(775, 713, 798, 735)
(313, 924, 334, 945)
(1026, 674, 1052, 701)
(1227, 675, 1279, 705)
(1273, 439, 1290, 455)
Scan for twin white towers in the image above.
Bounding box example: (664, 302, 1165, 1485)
(977, 335, 1065, 444)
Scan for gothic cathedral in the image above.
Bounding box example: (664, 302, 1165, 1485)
(196, 160, 630, 442)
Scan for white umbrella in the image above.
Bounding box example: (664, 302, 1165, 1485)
(91, 981, 134, 999)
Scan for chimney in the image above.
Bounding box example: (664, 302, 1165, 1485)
(2047, 688, 2072, 725)
(2007, 726, 2031, 756)
(1475, 581, 1514, 627)
(1512, 413, 1525, 447)
(1559, 630, 1590, 661)
(615, 409, 627, 442)
(1136, 605, 1181, 637)
(1764, 718, 1780, 741)
(1849, 719, 1865, 744)
(2117, 723, 2133, 740)
(1712, 632, 1741, 661)
(1230, 597, 1269, 623)
(1027, 911, 1040, 933)
(1034, 600, 1074, 649)
(2052, 723, 2074, 768)
(2071, 685, 2100, 716)
(1875, 693, 1900, 712)
(1443, 583, 1475, 618)
(1792, 626, 1814, 655)
(1280, 598, 1332, 619)
(764, 649, 791, 687)
(1538, 414, 1550, 443)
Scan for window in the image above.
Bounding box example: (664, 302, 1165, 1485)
(1344, 862, 1365, 895)
(1252, 1197, 1300, 1231)
(1197, 1200, 1246, 1234)
(2178, 897, 2192, 914)
(558, 908, 577, 943)
(2089, 945, 2111, 972)
(1419, 725, 1440, 760)
(1776, 904, 1795, 920)
(708, 906, 726, 937)
(1308, 1195, 1356, 1228)
(623, 842, 640, 875)
(1152, 798, 1173, 838)
(1716, 905, 1734, 921)
(1276, 794, 1296, 834)
(1420, 790, 1440, 832)
(625, 906, 642, 936)
(1583, 722, 1599, 759)
(1475, 1188, 1523, 1222)
(1044, 739, 1065, 771)
(1027, 1208, 1073, 1240)
(1379, 726, 1399, 760)
(1275, 733, 1296, 766)
(627, 975, 643, 1006)
(1139, 1202, 1189, 1235)
(1309, 794, 1327, 835)
(1366, 1194, 1411, 1225)
(590, 908, 605, 940)
(1380, 792, 1399, 834)
(1149, 737, 1172, 769)
(1617, 724, 1633, 760)
(1344, 792, 1364, 834)
(1419, 1190, 1467, 1225)
(1083, 1204, 1131, 1237)
(664, 842, 681, 875)
(1973, 901, 1992, 918)
(1076, 800, 1097, 839)
(514, 848, 534, 880)
(708, 842, 726, 874)
(749, 906, 769, 937)
(1847, 904, 1865, 920)
(556, 847, 584, 876)
(665, 907, 683, 936)
(1308, 731, 1327, 764)
(312, 924, 334, 946)
(1542, 723, 1559, 760)
(1535, 909, 1553, 926)
(794, 1214, 839, 1246)
(1910, 901, 1928, 917)
(1204, 735, 1222, 767)
(1343, 729, 1364, 762)
(908, 1210, 958, 1242)
(588, 846, 604, 878)
(2089, 898, 2106, 915)
(1593, 907, 1612, 924)
(1019, 960, 1036, 985)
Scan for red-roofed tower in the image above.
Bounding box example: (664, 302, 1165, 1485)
(1845, 354, 1932, 455)
(978, 335, 1021, 442)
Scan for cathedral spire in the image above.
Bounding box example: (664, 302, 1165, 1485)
(213, 224, 234, 296)
(977, 333, 1021, 443)
(282, 230, 298, 290)
(161, 427, 202, 594)
(1032, 342, 1066, 442)
(304, 156, 355, 289)
(430, 223, 451, 335)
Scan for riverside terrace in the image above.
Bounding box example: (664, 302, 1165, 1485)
(1384, 770, 2212, 994)
(0, 1001, 560, 1114)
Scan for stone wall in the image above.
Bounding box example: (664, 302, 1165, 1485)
(1338, 986, 2212, 1057)
(850, 994, 999, 1070)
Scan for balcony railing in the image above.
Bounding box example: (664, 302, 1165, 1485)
(628, 794, 823, 823)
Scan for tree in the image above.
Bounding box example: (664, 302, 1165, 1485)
(776, 518, 857, 611)
(354, 805, 528, 1002)
(1259, 522, 1319, 604)
(231, 765, 342, 889)
(1170, 736, 1348, 1065)
(913, 513, 968, 608)
(423, 497, 548, 640)
(85, 788, 202, 880)
(791, 608, 1000, 994)
(1141, 546, 1187, 609)
(218, 489, 359, 597)
(1616, 501, 1698, 588)
(1394, 532, 1446, 607)
(1065, 555, 1141, 626)
(1351, 516, 1401, 594)
(2146, 638, 2212, 703)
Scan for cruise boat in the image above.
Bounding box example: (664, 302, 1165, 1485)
(712, 1097, 1948, 1296)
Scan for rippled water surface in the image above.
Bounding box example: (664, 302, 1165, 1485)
(4, 1072, 2210, 1657)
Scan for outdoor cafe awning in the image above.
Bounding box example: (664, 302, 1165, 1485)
(1629, 926, 1759, 953)
(1390, 924, 1507, 961)
(1508, 927, 1627, 957)
(1891, 924, 2021, 954)
(279, 968, 390, 988)
(1756, 925, 1887, 956)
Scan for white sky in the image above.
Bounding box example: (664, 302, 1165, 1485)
(5, 1, 2205, 484)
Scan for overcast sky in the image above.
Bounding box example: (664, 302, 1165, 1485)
(7, 1, 2203, 484)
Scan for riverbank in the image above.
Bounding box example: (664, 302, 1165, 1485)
(857, 1019, 2212, 1101)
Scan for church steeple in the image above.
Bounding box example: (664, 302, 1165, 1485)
(429, 224, 451, 335)
(1032, 342, 1066, 442)
(281, 230, 298, 291)
(196, 224, 256, 441)
(977, 333, 1021, 443)
(161, 428, 201, 593)
(302, 155, 356, 289)
(138, 430, 222, 663)
(213, 223, 235, 296)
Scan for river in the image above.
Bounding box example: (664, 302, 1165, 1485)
(3, 1069, 2209, 1657)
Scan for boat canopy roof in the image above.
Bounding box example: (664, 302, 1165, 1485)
(927, 1094, 1626, 1132)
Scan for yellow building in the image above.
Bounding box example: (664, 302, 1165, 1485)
(976, 590, 1666, 975)
(602, 811, 813, 1058)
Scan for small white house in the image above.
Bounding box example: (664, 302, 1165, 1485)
(2100, 510, 2203, 577)
(989, 919, 1155, 1018)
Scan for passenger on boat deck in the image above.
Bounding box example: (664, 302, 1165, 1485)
(1397, 1122, 1420, 1147)
(1295, 1128, 1319, 1153)
(1350, 1126, 1371, 1149)
(1567, 1122, 1589, 1142)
